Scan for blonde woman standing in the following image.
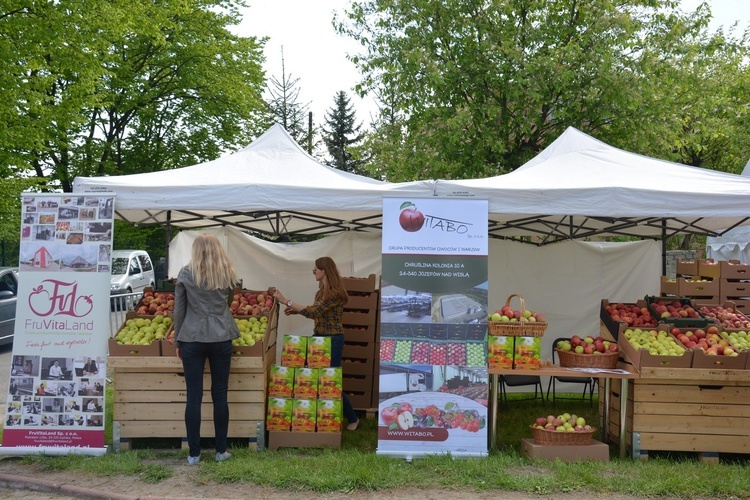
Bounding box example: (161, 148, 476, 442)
(174, 234, 240, 464)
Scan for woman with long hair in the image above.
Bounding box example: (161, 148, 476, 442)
(174, 233, 240, 464)
(273, 256, 359, 430)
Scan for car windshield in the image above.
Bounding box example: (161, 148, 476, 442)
(111, 258, 128, 275)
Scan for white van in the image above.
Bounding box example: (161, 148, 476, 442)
(110, 250, 155, 295)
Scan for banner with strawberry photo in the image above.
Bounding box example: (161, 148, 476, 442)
(0, 194, 114, 456)
(377, 198, 489, 459)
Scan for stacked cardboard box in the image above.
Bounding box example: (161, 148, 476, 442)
(341, 274, 380, 410)
(718, 260, 750, 314)
(266, 335, 343, 450)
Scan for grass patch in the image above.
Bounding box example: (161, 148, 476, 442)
(2, 390, 750, 497)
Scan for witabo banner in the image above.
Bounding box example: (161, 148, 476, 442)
(377, 198, 488, 459)
(0, 193, 114, 456)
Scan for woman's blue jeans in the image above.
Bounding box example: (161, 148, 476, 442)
(180, 340, 232, 457)
(329, 334, 358, 425)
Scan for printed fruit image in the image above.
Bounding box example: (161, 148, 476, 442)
(396, 410, 415, 430)
(622, 328, 686, 356)
(603, 302, 657, 328)
(398, 201, 425, 232)
(556, 336, 618, 354)
(380, 406, 399, 426)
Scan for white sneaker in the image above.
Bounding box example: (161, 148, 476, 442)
(215, 451, 232, 462)
(187, 455, 200, 465)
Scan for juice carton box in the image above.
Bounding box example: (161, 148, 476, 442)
(267, 365, 295, 398)
(316, 399, 343, 433)
(266, 397, 293, 431)
(514, 336, 541, 369)
(306, 336, 332, 368)
(291, 399, 317, 433)
(293, 367, 320, 400)
(487, 335, 514, 369)
(281, 335, 307, 367)
(317, 367, 343, 399)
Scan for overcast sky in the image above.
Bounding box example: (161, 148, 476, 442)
(233, 1, 749, 129)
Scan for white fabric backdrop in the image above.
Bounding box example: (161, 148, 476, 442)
(169, 228, 661, 374)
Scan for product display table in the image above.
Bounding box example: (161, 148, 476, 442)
(487, 365, 639, 458)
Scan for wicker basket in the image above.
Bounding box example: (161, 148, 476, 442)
(556, 348, 619, 369)
(488, 294, 548, 337)
(529, 425, 596, 446)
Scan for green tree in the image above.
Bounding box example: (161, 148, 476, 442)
(322, 91, 366, 175)
(265, 48, 314, 151)
(0, 0, 267, 192)
(647, 26, 750, 173)
(336, 0, 749, 180)
(0, 178, 46, 266)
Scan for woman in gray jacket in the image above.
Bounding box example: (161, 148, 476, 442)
(174, 233, 240, 464)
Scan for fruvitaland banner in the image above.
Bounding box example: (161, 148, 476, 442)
(377, 197, 489, 459)
(0, 194, 114, 456)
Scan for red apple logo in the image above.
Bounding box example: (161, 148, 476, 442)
(398, 202, 425, 232)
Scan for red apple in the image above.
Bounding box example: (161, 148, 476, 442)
(381, 407, 398, 426)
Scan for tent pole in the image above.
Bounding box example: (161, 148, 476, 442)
(661, 220, 667, 276)
(165, 211, 171, 280)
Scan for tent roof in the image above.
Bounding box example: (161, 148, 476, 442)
(74, 125, 750, 243)
(434, 127, 750, 243)
(73, 124, 431, 236)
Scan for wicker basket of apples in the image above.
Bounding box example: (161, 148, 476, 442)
(555, 336, 619, 369)
(530, 413, 596, 445)
(487, 294, 547, 337)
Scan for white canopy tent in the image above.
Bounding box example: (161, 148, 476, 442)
(74, 125, 750, 245)
(74, 124, 433, 237)
(706, 160, 750, 263)
(434, 127, 750, 244)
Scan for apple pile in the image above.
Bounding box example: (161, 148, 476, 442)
(380, 402, 414, 430)
(230, 290, 274, 316)
(135, 291, 175, 315)
(556, 335, 618, 355)
(649, 299, 701, 320)
(698, 305, 750, 330)
(603, 302, 657, 328)
(232, 316, 268, 347)
(721, 331, 750, 351)
(532, 412, 593, 432)
(672, 326, 740, 356)
(488, 305, 545, 323)
(115, 314, 172, 345)
(622, 328, 686, 356)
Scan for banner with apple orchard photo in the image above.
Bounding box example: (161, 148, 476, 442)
(0, 193, 114, 456)
(377, 197, 488, 459)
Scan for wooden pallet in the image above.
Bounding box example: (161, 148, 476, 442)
(603, 367, 750, 461)
(110, 355, 272, 452)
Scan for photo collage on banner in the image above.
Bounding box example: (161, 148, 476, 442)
(1, 194, 114, 452)
(377, 198, 489, 458)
